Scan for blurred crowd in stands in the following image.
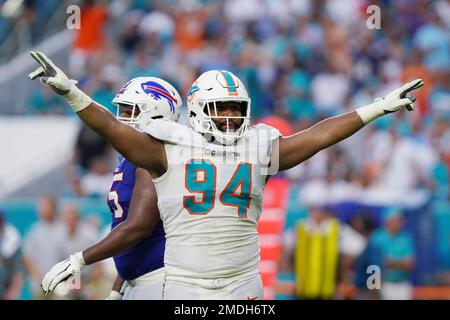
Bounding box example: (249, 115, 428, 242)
(0, 0, 449, 299)
(1, 198, 115, 299)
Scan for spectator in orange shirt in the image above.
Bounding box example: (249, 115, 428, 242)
(70, 0, 109, 77)
(174, 6, 208, 53)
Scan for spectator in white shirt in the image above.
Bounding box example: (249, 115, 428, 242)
(23, 197, 64, 298)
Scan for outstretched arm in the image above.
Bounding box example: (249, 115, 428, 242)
(278, 111, 363, 171)
(278, 79, 424, 171)
(28, 51, 166, 175)
(41, 167, 160, 295)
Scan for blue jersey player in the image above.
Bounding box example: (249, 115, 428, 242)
(102, 77, 181, 299)
(43, 76, 181, 299)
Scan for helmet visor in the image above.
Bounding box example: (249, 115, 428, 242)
(116, 103, 141, 126)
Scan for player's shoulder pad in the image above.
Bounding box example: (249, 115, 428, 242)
(141, 119, 198, 146)
(247, 123, 282, 142)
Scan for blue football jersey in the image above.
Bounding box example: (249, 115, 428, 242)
(107, 156, 165, 280)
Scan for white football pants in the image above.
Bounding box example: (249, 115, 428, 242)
(162, 271, 263, 300)
(122, 267, 165, 300)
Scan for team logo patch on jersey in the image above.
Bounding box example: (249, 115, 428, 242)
(141, 81, 178, 113)
(204, 148, 240, 158)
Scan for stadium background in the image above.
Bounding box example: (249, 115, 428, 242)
(0, 0, 449, 300)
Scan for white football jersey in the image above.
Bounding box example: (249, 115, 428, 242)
(143, 120, 281, 279)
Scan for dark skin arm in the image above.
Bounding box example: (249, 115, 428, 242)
(77, 103, 167, 177)
(278, 111, 364, 171)
(82, 167, 160, 265)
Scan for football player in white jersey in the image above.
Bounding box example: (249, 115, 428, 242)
(29, 51, 424, 299)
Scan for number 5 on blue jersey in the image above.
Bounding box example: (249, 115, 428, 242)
(183, 159, 252, 218)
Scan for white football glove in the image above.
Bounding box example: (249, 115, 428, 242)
(41, 251, 86, 295)
(28, 51, 92, 112)
(356, 78, 424, 124)
(105, 290, 123, 300)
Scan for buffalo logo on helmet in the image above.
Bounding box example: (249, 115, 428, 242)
(141, 81, 178, 114)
